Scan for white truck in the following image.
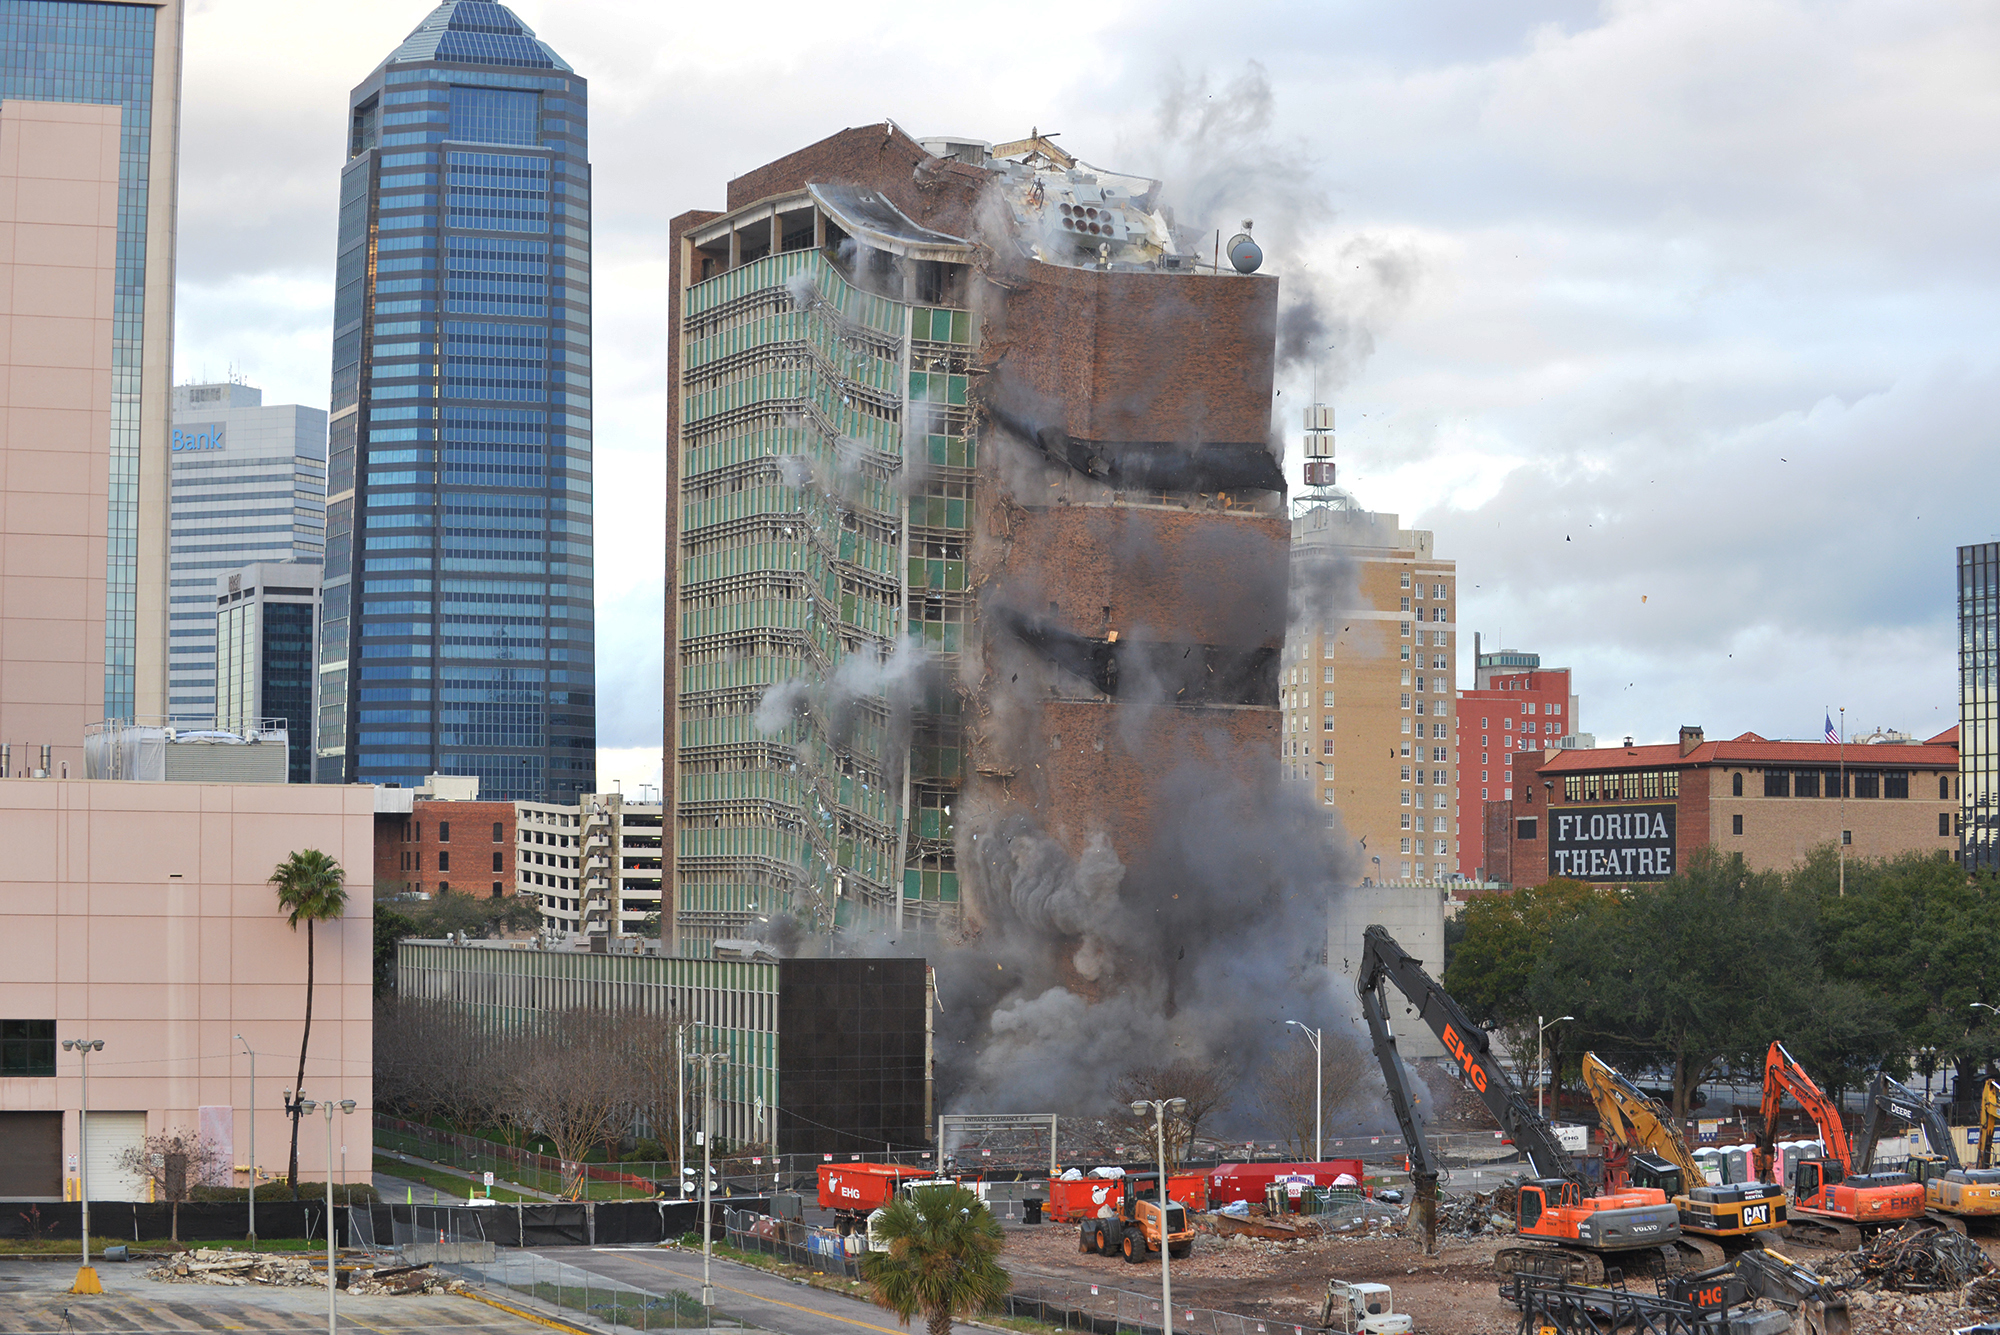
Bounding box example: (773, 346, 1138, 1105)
(1321, 1281, 1412, 1335)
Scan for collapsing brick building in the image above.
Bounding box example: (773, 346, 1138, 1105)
(664, 126, 1320, 1082)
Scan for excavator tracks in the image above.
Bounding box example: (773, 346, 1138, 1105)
(1672, 1236, 1727, 1268)
(1784, 1216, 1863, 1250)
(1495, 1242, 1686, 1285)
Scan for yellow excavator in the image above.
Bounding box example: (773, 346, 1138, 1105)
(1978, 1079, 2000, 1171)
(1582, 1053, 1787, 1246)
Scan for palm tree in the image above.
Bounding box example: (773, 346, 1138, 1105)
(271, 849, 347, 1190)
(861, 1185, 1011, 1335)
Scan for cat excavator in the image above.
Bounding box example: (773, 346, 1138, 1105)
(1581, 1052, 1789, 1244)
(1854, 1071, 2000, 1229)
(1752, 1041, 1925, 1248)
(1357, 925, 1698, 1281)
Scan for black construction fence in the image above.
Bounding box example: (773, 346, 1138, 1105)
(0, 1197, 768, 1250)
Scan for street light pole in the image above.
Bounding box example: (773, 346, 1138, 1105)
(691, 1050, 729, 1316)
(298, 1098, 357, 1335)
(63, 1038, 105, 1295)
(1285, 1021, 1324, 1163)
(1536, 1016, 1574, 1121)
(237, 1035, 257, 1245)
(1130, 1097, 1187, 1335)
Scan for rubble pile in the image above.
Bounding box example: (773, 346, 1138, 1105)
(345, 1263, 471, 1296)
(1843, 1223, 1992, 1293)
(1964, 1273, 2000, 1310)
(146, 1248, 321, 1287)
(1433, 1190, 1515, 1238)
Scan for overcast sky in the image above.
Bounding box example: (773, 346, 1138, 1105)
(173, 0, 2000, 787)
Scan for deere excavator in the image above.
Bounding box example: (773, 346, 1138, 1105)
(1753, 1041, 1925, 1248)
(1357, 925, 1698, 1281)
(1854, 1071, 2000, 1229)
(1581, 1052, 1789, 1245)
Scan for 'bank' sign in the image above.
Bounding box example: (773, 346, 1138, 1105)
(172, 424, 225, 452)
(1550, 804, 1676, 881)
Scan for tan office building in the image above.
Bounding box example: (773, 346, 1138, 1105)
(1284, 497, 1458, 884)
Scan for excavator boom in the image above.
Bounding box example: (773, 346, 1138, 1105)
(1756, 1040, 1853, 1178)
(1981, 1081, 2000, 1172)
(1856, 1072, 1961, 1174)
(1581, 1052, 1706, 1186)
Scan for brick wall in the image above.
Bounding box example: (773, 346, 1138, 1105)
(722, 123, 988, 237)
(377, 799, 517, 898)
(1706, 771, 1956, 871)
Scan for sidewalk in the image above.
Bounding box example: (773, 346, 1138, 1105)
(377, 1149, 564, 1202)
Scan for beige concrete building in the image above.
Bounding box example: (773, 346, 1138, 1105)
(0, 101, 120, 779)
(518, 790, 666, 943)
(1284, 495, 1458, 884)
(0, 781, 375, 1200)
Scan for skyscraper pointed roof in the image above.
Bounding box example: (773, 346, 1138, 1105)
(384, 0, 571, 72)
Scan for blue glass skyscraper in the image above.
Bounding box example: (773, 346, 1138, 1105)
(0, 0, 183, 721)
(321, 0, 594, 801)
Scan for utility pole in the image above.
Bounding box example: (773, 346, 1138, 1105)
(691, 1050, 729, 1317)
(1838, 706, 1847, 897)
(297, 1098, 357, 1335)
(64, 1038, 105, 1295)
(1130, 1097, 1187, 1335)
(1537, 1015, 1573, 1121)
(237, 1035, 257, 1245)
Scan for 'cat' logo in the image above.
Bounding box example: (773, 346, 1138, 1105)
(1741, 1204, 1769, 1226)
(1441, 1025, 1487, 1092)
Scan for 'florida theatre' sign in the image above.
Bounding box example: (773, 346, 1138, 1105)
(1549, 804, 1677, 881)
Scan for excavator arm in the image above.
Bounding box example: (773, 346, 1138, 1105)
(1755, 1040, 1853, 1180)
(1357, 925, 1579, 1183)
(1856, 1072, 1961, 1173)
(1582, 1052, 1706, 1188)
(1981, 1080, 2000, 1172)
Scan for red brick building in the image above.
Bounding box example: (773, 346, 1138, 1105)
(1488, 726, 1960, 886)
(1456, 666, 1575, 879)
(374, 798, 518, 899)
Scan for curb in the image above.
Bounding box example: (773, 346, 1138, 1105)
(461, 1287, 604, 1334)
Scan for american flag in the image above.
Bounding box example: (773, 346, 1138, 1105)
(1825, 714, 1839, 745)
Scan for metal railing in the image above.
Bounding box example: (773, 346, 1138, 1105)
(1003, 1274, 1329, 1335)
(435, 1248, 755, 1330)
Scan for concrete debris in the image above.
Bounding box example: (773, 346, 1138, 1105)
(1841, 1222, 1991, 1293)
(1434, 1189, 1517, 1238)
(1964, 1272, 2000, 1310)
(345, 1263, 472, 1296)
(146, 1248, 321, 1287)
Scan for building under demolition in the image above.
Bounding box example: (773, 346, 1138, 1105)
(665, 125, 1288, 957)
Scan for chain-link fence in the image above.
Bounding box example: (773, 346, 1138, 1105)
(1003, 1274, 1326, 1335)
(722, 1207, 864, 1278)
(435, 1249, 757, 1332)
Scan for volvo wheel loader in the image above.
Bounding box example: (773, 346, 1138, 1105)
(1357, 925, 1694, 1282)
(1582, 1051, 1788, 1246)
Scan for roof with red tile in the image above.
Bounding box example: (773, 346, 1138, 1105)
(1527, 732, 1958, 774)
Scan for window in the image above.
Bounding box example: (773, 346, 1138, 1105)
(491, 882, 502, 898)
(439, 881, 450, 893)
(1322, 739, 1334, 755)
(1322, 717, 1336, 731)
(1322, 643, 1334, 659)
(1764, 771, 1789, 798)
(1400, 573, 1411, 588)
(1322, 789, 1336, 805)
(1400, 597, 1411, 612)
(1505, 719, 1513, 730)
(439, 821, 451, 842)
(1884, 771, 1909, 799)
(1400, 718, 1411, 734)
(1516, 818, 1537, 841)
(1, 1019, 55, 1076)
(1323, 667, 1334, 683)
(492, 821, 504, 841)
(1434, 792, 1449, 809)
(1415, 675, 1426, 692)
(1433, 583, 1446, 599)
(1854, 771, 1880, 799)
(1842, 830, 1852, 846)
(491, 851, 503, 871)
(1322, 691, 1335, 707)
(1400, 622, 1411, 637)
(1941, 812, 1953, 836)
(438, 850, 451, 871)
(1732, 772, 1743, 797)
(1401, 766, 1412, 781)
(1400, 838, 1411, 854)
(1400, 814, 1411, 829)
(1401, 791, 1411, 806)
(1732, 814, 1743, 835)
(1942, 775, 1953, 801)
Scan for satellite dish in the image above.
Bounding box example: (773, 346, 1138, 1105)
(1226, 225, 1262, 275)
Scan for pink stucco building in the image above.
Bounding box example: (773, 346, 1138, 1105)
(0, 99, 374, 1202)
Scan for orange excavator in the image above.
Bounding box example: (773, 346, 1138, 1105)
(1753, 1041, 1924, 1248)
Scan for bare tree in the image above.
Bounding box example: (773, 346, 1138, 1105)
(625, 1005, 693, 1160)
(117, 1127, 227, 1242)
(1254, 1033, 1373, 1159)
(510, 1009, 639, 1198)
(1110, 1057, 1236, 1172)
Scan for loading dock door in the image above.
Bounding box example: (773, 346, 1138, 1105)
(0, 1111, 62, 1198)
(83, 1111, 148, 1201)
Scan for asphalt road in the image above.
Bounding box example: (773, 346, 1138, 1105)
(558, 1246, 909, 1335)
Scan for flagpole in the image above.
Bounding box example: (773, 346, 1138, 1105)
(1838, 706, 1846, 898)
